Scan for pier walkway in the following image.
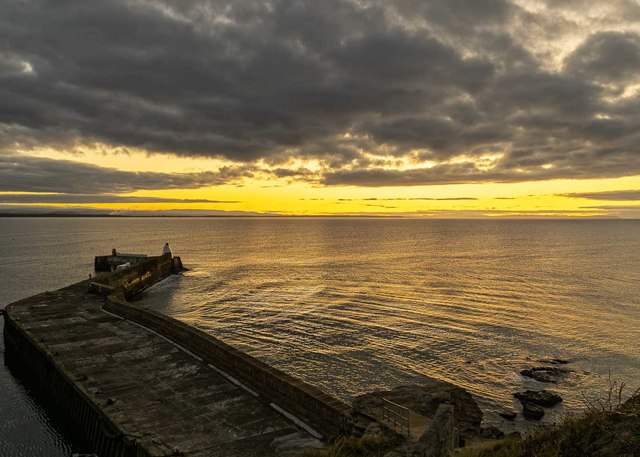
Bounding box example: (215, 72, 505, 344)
(4, 281, 316, 456)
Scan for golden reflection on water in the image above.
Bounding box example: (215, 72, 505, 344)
(4, 218, 636, 446)
(136, 219, 640, 431)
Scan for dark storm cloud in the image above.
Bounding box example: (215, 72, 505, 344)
(0, 194, 239, 204)
(0, 156, 253, 194)
(565, 32, 640, 83)
(2, 0, 640, 189)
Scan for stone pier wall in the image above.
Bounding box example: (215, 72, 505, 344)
(104, 296, 353, 439)
(3, 309, 148, 457)
(4, 251, 353, 457)
(89, 254, 183, 299)
(94, 254, 148, 272)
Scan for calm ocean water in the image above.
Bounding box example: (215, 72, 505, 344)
(1, 217, 640, 453)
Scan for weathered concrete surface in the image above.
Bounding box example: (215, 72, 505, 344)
(103, 295, 353, 440)
(4, 281, 310, 456)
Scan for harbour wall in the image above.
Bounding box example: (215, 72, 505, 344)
(94, 253, 148, 272)
(104, 293, 353, 438)
(94, 253, 353, 438)
(3, 300, 145, 457)
(91, 254, 352, 437)
(4, 252, 353, 457)
(89, 253, 183, 299)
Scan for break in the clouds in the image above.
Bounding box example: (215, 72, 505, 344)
(1, 0, 640, 189)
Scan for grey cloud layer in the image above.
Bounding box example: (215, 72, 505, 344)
(566, 190, 640, 201)
(0, 156, 252, 194)
(2, 0, 640, 188)
(0, 193, 239, 204)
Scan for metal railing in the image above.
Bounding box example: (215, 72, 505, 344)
(381, 398, 410, 436)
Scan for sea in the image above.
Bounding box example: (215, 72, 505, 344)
(1, 217, 639, 455)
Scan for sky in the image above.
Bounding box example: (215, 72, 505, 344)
(1, 0, 640, 217)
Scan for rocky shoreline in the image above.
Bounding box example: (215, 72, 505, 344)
(302, 354, 597, 457)
(353, 380, 483, 444)
(509, 357, 573, 422)
(330, 358, 579, 456)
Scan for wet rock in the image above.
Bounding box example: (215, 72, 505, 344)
(499, 411, 517, 420)
(521, 402, 545, 420)
(353, 381, 483, 442)
(481, 426, 505, 439)
(514, 390, 563, 407)
(521, 367, 570, 383)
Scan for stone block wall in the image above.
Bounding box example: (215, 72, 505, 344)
(3, 311, 150, 457)
(104, 297, 353, 440)
(90, 254, 179, 300)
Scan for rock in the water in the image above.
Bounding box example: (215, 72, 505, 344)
(514, 390, 563, 407)
(481, 426, 505, 439)
(521, 402, 545, 420)
(521, 366, 570, 383)
(353, 381, 483, 442)
(499, 411, 517, 420)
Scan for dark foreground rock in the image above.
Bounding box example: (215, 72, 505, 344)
(499, 411, 517, 420)
(522, 402, 545, 420)
(514, 390, 563, 407)
(353, 381, 483, 442)
(481, 426, 505, 439)
(521, 366, 570, 383)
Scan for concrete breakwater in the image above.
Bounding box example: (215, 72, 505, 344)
(3, 253, 353, 456)
(102, 298, 352, 438)
(89, 253, 184, 299)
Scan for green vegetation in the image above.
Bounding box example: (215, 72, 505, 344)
(302, 386, 640, 457)
(457, 390, 640, 457)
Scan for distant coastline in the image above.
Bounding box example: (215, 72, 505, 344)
(0, 213, 628, 220)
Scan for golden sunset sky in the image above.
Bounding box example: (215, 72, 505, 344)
(2, 0, 640, 217)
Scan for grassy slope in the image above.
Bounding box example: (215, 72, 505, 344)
(457, 394, 640, 457)
(301, 394, 640, 457)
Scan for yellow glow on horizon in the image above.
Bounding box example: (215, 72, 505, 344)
(7, 146, 640, 218)
(8, 174, 628, 217)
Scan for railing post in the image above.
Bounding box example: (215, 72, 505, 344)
(381, 398, 410, 437)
